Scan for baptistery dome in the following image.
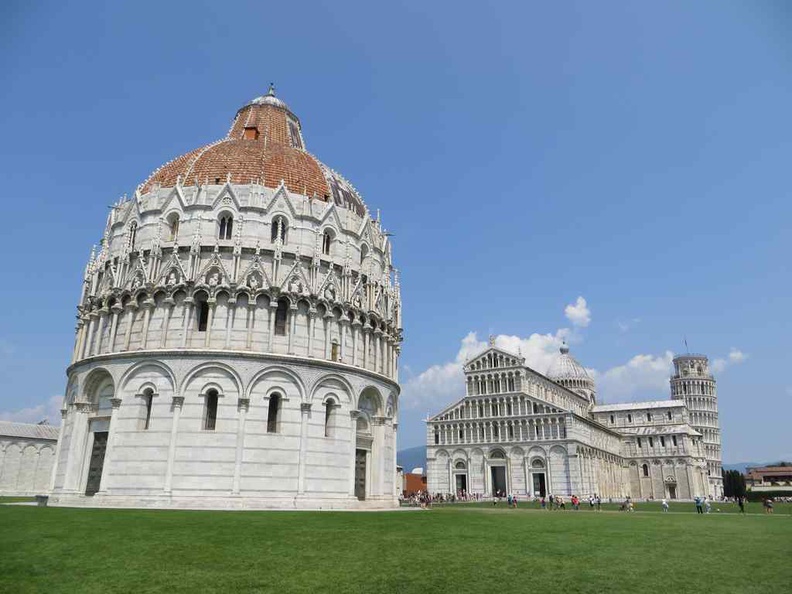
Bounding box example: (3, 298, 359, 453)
(142, 85, 365, 216)
(49, 87, 402, 510)
(546, 342, 596, 403)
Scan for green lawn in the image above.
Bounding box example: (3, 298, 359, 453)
(1, 505, 789, 593)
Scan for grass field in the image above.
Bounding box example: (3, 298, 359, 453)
(1, 505, 789, 593)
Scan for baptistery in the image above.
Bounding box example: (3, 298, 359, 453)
(49, 86, 403, 509)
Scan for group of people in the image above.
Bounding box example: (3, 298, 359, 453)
(538, 494, 603, 511)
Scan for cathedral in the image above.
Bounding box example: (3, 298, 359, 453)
(49, 87, 403, 509)
(426, 341, 723, 500)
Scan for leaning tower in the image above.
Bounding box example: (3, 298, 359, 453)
(670, 354, 722, 498)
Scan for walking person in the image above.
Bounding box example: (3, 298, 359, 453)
(738, 496, 745, 514)
(661, 498, 669, 512)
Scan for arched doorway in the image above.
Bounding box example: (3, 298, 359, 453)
(665, 476, 678, 500)
(530, 458, 547, 497)
(488, 449, 507, 496)
(453, 460, 468, 495)
(81, 369, 115, 496)
(354, 389, 380, 501)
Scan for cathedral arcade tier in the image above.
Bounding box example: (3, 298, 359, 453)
(50, 87, 403, 509)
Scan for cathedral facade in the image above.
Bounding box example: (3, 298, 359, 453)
(426, 342, 723, 500)
(49, 88, 403, 509)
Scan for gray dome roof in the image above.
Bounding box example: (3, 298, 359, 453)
(546, 342, 592, 381)
(248, 84, 289, 110)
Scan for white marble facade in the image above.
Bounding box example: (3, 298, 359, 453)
(0, 421, 59, 496)
(49, 89, 402, 509)
(427, 343, 717, 500)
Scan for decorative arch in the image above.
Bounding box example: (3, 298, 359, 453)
(356, 385, 383, 415)
(81, 367, 115, 404)
(246, 365, 306, 402)
(309, 373, 354, 405)
(181, 362, 243, 399)
(118, 360, 177, 395)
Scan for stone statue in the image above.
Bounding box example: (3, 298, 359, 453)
(167, 271, 178, 286)
(324, 285, 336, 301)
(207, 271, 220, 287)
(248, 274, 260, 290)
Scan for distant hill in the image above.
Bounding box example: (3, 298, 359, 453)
(397, 446, 426, 473)
(723, 461, 790, 473)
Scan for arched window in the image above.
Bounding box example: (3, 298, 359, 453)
(167, 214, 180, 241)
(667, 410, 672, 420)
(642, 464, 649, 477)
(142, 389, 154, 430)
(360, 244, 368, 265)
(322, 230, 332, 255)
(204, 389, 218, 431)
(271, 216, 287, 244)
(127, 222, 138, 251)
(274, 298, 289, 336)
(196, 294, 209, 332)
(218, 214, 233, 240)
(609, 415, 615, 424)
(324, 398, 335, 437)
(267, 393, 281, 433)
(647, 412, 652, 422)
(627, 414, 633, 423)
(455, 460, 466, 469)
(434, 429, 439, 444)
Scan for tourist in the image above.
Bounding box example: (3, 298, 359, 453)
(595, 495, 601, 511)
(704, 497, 711, 514)
(694, 496, 703, 514)
(540, 496, 546, 510)
(738, 496, 745, 514)
(764, 498, 774, 514)
(661, 498, 669, 512)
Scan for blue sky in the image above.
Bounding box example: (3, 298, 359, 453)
(1, 1, 790, 462)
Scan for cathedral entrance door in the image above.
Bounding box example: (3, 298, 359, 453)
(491, 466, 506, 496)
(85, 432, 108, 496)
(532, 472, 547, 497)
(455, 474, 467, 494)
(668, 484, 677, 500)
(354, 449, 366, 500)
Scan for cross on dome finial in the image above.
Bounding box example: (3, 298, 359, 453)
(268, 82, 276, 96)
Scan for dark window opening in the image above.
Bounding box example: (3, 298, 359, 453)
(219, 215, 233, 240)
(322, 231, 332, 255)
(274, 299, 288, 335)
(642, 464, 649, 477)
(197, 299, 209, 332)
(324, 399, 335, 437)
(243, 126, 259, 140)
(204, 390, 218, 431)
(143, 392, 153, 430)
(267, 394, 281, 433)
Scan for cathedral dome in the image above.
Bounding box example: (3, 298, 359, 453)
(547, 342, 592, 381)
(140, 85, 366, 216)
(546, 342, 596, 403)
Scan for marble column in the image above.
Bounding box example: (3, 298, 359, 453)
(297, 402, 311, 494)
(97, 397, 123, 495)
(232, 397, 249, 495)
(164, 396, 184, 494)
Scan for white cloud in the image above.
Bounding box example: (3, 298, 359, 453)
(0, 395, 63, 426)
(400, 330, 568, 411)
(593, 351, 675, 402)
(616, 318, 641, 333)
(564, 296, 591, 328)
(712, 348, 748, 373)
